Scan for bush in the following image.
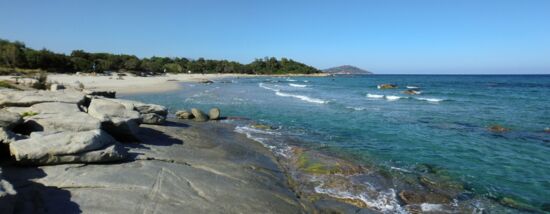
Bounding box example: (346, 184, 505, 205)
(32, 72, 48, 90)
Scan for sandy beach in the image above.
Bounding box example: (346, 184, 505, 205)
(0, 73, 328, 94)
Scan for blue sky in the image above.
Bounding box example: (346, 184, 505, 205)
(1, 0, 549, 74)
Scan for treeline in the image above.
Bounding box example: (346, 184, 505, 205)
(0, 39, 320, 75)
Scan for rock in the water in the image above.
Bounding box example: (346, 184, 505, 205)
(0, 90, 85, 107)
(0, 168, 16, 213)
(191, 108, 208, 122)
(398, 190, 451, 204)
(9, 129, 125, 164)
(87, 98, 141, 141)
(377, 84, 398, 89)
(18, 102, 101, 134)
(198, 79, 214, 84)
(175, 110, 193, 119)
(106, 98, 167, 124)
(0, 109, 22, 129)
(403, 89, 421, 95)
(488, 124, 510, 133)
(208, 108, 221, 120)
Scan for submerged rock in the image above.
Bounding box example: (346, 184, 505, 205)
(488, 124, 510, 133)
(398, 190, 451, 205)
(377, 84, 398, 89)
(9, 129, 125, 165)
(191, 108, 208, 122)
(88, 98, 141, 141)
(0, 109, 22, 129)
(208, 108, 221, 120)
(291, 148, 362, 175)
(175, 110, 194, 119)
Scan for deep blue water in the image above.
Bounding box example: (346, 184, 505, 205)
(124, 75, 550, 212)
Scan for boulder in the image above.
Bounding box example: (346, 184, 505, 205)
(377, 84, 398, 89)
(87, 98, 141, 141)
(106, 98, 167, 124)
(208, 108, 221, 120)
(0, 168, 16, 213)
(0, 90, 85, 107)
(191, 108, 209, 122)
(9, 129, 126, 165)
(18, 102, 101, 134)
(0, 109, 22, 129)
(175, 110, 193, 119)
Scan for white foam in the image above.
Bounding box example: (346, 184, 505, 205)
(275, 91, 328, 104)
(314, 183, 406, 213)
(286, 78, 297, 82)
(390, 166, 412, 173)
(385, 95, 402, 101)
(406, 86, 419, 89)
(421, 203, 446, 212)
(259, 83, 279, 91)
(416, 97, 443, 102)
(346, 106, 366, 111)
(367, 93, 384, 99)
(289, 83, 308, 88)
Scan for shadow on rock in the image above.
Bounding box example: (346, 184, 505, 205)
(2, 166, 82, 214)
(136, 126, 184, 147)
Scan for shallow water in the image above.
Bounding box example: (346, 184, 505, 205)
(123, 75, 550, 212)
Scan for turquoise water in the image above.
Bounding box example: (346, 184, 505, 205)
(124, 75, 550, 212)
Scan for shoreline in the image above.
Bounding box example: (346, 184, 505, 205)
(0, 72, 329, 95)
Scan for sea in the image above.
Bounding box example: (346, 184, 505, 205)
(123, 75, 550, 213)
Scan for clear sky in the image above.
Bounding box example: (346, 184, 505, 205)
(1, 0, 549, 74)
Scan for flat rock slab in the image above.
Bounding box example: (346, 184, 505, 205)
(9, 129, 125, 165)
(3, 120, 307, 213)
(20, 102, 101, 134)
(0, 90, 85, 107)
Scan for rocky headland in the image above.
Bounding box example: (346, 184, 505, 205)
(0, 86, 309, 213)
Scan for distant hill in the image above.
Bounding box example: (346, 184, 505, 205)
(323, 65, 372, 75)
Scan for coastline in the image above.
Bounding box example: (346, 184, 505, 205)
(0, 73, 329, 95)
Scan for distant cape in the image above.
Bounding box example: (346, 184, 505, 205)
(323, 65, 372, 75)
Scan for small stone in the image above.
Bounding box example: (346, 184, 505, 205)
(191, 108, 208, 122)
(208, 108, 221, 120)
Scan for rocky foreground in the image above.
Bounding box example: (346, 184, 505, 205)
(0, 88, 308, 213)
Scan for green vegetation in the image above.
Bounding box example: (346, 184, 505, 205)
(0, 39, 320, 75)
(20, 111, 38, 118)
(0, 80, 20, 90)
